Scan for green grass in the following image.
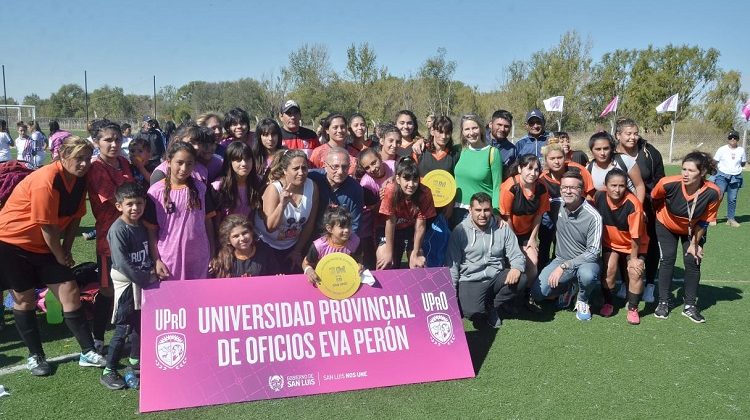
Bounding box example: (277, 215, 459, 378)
(1, 166, 748, 419)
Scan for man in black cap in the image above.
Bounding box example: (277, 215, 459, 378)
(514, 108, 549, 159)
(134, 116, 165, 168)
(279, 100, 320, 158)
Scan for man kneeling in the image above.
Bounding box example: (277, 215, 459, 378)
(446, 192, 526, 328)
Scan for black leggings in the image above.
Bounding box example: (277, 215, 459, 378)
(655, 220, 701, 306)
(643, 199, 659, 283)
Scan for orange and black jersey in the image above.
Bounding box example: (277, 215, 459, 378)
(540, 162, 594, 224)
(0, 161, 87, 253)
(651, 175, 721, 236)
(593, 190, 648, 254)
(499, 175, 549, 236)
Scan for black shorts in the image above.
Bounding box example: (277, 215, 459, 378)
(0, 241, 74, 292)
(516, 233, 531, 247)
(602, 248, 646, 261)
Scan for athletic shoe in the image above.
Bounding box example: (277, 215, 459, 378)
(575, 300, 592, 321)
(79, 350, 107, 367)
(708, 221, 717, 226)
(599, 303, 614, 317)
(82, 230, 96, 240)
(726, 219, 740, 228)
(557, 282, 578, 310)
(681, 305, 706, 324)
(616, 282, 627, 299)
(27, 354, 51, 376)
(626, 307, 640, 325)
(525, 295, 543, 314)
(654, 301, 670, 319)
(100, 370, 126, 390)
(487, 310, 502, 329)
(643, 283, 656, 303)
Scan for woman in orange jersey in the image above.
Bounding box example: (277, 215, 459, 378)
(500, 154, 549, 310)
(593, 169, 647, 325)
(0, 136, 106, 376)
(651, 152, 721, 323)
(538, 144, 595, 271)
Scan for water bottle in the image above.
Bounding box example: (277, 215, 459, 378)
(124, 370, 140, 389)
(45, 289, 64, 325)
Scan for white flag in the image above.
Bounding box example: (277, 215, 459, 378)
(543, 96, 564, 112)
(656, 94, 679, 113)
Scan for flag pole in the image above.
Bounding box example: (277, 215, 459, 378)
(668, 112, 676, 163)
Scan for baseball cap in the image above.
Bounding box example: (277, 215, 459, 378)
(525, 109, 545, 124)
(281, 100, 301, 113)
(727, 130, 740, 139)
(143, 115, 154, 123)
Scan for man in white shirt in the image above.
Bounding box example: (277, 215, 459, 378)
(713, 130, 747, 227)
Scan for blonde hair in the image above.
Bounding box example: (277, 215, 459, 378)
(541, 142, 564, 159)
(196, 112, 224, 126)
(56, 136, 94, 161)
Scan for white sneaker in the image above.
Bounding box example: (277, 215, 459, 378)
(79, 350, 107, 368)
(643, 284, 656, 303)
(575, 300, 592, 321)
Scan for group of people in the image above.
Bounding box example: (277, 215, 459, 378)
(0, 100, 744, 391)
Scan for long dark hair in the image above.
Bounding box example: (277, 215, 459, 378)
(253, 118, 283, 182)
(211, 214, 255, 278)
(426, 115, 453, 153)
(216, 141, 261, 213)
(682, 151, 717, 179)
(390, 157, 423, 214)
(164, 141, 202, 211)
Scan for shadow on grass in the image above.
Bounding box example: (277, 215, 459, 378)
(0, 314, 91, 368)
(465, 327, 498, 375)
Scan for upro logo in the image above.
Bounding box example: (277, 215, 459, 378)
(268, 375, 285, 392)
(155, 332, 187, 370)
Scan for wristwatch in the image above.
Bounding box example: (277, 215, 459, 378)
(560, 262, 569, 270)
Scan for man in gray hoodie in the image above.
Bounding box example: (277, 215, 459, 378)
(446, 192, 526, 328)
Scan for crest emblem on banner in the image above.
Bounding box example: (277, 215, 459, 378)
(427, 313, 455, 345)
(268, 375, 285, 392)
(156, 333, 187, 370)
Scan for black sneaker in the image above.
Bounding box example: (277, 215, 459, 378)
(681, 305, 706, 324)
(654, 301, 670, 319)
(525, 295, 543, 314)
(27, 354, 51, 376)
(100, 370, 126, 390)
(487, 310, 503, 329)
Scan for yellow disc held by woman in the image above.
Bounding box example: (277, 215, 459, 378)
(421, 169, 456, 207)
(315, 252, 361, 300)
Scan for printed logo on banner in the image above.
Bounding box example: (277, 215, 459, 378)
(268, 375, 285, 392)
(156, 332, 187, 370)
(427, 312, 455, 346)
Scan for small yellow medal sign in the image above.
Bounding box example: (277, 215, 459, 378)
(315, 252, 361, 300)
(421, 170, 457, 208)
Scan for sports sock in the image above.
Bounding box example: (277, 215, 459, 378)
(627, 292, 642, 310)
(64, 308, 96, 354)
(13, 309, 45, 357)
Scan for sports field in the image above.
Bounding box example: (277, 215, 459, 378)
(1, 166, 748, 419)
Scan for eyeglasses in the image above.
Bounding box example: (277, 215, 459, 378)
(326, 163, 350, 172)
(560, 185, 582, 191)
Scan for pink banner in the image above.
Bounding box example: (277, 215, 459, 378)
(139, 268, 474, 412)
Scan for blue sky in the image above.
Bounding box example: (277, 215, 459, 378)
(2, 0, 747, 100)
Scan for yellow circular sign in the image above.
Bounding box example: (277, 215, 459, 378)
(315, 252, 361, 300)
(421, 170, 457, 207)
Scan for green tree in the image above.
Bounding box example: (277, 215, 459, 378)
(346, 42, 386, 112)
(703, 70, 746, 130)
(418, 48, 457, 115)
(48, 84, 86, 117)
(90, 85, 133, 119)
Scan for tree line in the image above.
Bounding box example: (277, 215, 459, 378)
(13, 31, 747, 133)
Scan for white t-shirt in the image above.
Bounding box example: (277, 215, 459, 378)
(0, 132, 12, 161)
(714, 144, 747, 176)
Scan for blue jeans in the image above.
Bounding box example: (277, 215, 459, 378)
(532, 258, 600, 303)
(713, 172, 742, 220)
